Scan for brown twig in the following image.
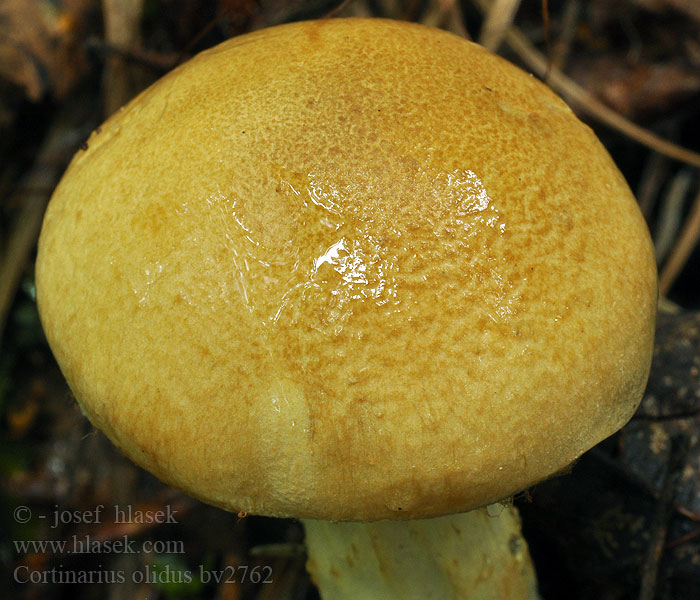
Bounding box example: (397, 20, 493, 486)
(445, 0, 470, 39)
(666, 527, 700, 550)
(541, 0, 551, 79)
(340, 0, 372, 18)
(659, 184, 700, 295)
(675, 504, 700, 524)
(478, 0, 522, 51)
(323, 0, 355, 19)
(423, 0, 469, 38)
(377, 0, 402, 18)
(85, 37, 177, 71)
(637, 152, 669, 219)
(655, 170, 694, 264)
(551, 0, 579, 71)
(471, 0, 700, 169)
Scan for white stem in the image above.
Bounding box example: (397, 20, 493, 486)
(302, 505, 540, 600)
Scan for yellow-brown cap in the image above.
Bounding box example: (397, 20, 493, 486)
(36, 18, 657, 521)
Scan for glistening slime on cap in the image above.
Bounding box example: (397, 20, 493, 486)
(36, 18, 657, 600)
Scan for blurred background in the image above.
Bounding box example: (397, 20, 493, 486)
(1, 1, 700, 599)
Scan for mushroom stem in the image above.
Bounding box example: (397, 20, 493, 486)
(302, 505, 539, 599)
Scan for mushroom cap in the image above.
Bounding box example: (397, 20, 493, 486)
(36, 18, 657, 521)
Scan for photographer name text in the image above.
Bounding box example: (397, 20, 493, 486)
(14, 504, 178, 528)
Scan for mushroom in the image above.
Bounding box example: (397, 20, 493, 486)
(36, 18, 657, 599)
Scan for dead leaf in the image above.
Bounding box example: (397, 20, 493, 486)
(571, 57, 700, 119)
(0, 0, 92, 100)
